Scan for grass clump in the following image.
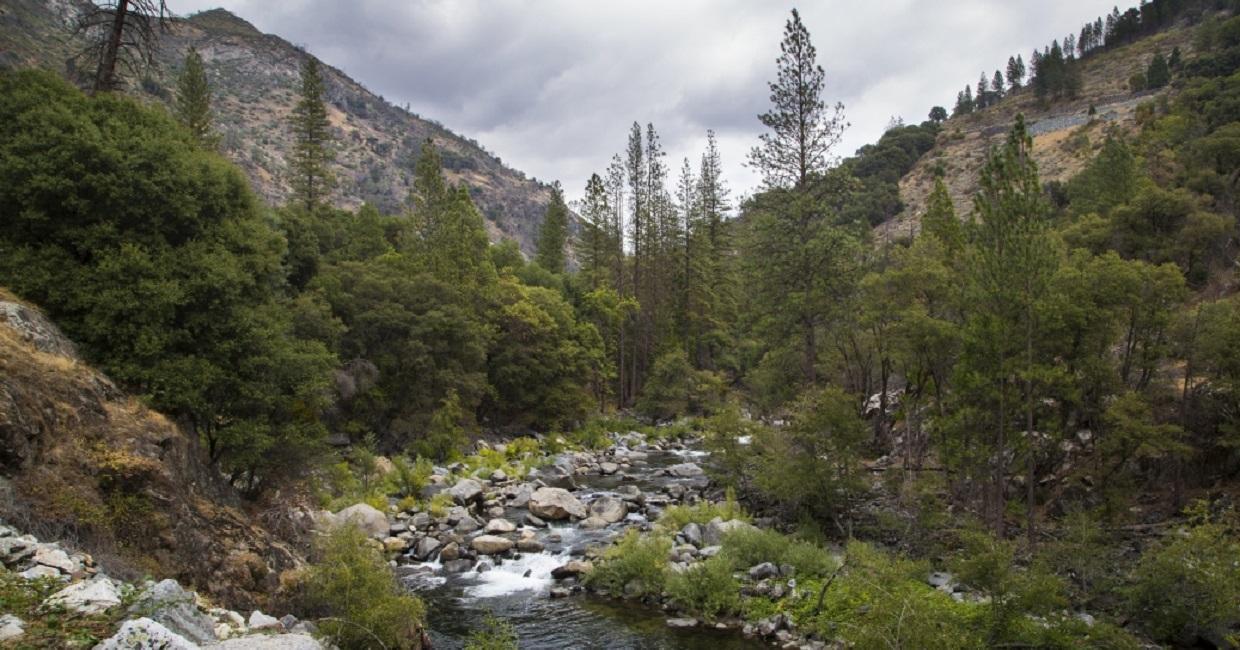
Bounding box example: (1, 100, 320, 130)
(657, 490, 748, 532)
(300, 525, 426, 649)
(720, 526, 839, 579)
(666, 556, 740, 621)
(464, 613, 518, 649)
(584, 529, 670, 597)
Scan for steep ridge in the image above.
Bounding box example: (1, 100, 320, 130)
(0, 0, 558, 254)
(0, 288, 307, 611)
(881, 22, 1200, 240)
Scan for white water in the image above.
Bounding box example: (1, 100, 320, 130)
(461, 550, 569, 598)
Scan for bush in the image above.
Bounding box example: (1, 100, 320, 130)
(720, 527, 839, 579)
(301, 525, 426, 649)
(387, 455, 433, 498)
(666, 557, 740, 621)
(635, 350, 725, 420)
(1127, 520, 1240, 643)
(951, 528, 1068, 644)
(584, 529, 670, 597)
(464, 613, 517, 649)
(657, 491, 749, 533)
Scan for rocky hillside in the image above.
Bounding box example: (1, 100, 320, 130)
(881, 20, 1201, 240)
(0, 0, 558, 254)
(0, 287, 307, 612)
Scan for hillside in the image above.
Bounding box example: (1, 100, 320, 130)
(0, 0, 557, 254)
(0, 287, 306, 611)
(881, 21, 1201, 240)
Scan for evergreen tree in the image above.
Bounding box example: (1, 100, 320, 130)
(1007, 55, 1026, 90)
(535, 183, 569, 273)
(992, 70, 1006, 102)
(77, 0, 170, 93)
(1146, 51, 1171, 88)
(576, 173, 612, 289)
(290, 55, 334, 212)
(749, 8, 846, 189)
(977, 72, 990, 109)
(929, 106, 948, 123)
(174, 46, 213, 146)
(921, 178, 962, 252)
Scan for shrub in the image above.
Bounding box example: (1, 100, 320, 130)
(301, 525, 426, 649)
(720, 527, 839, 579)
(666, 557, 740, 621)
(464, 613, 517, 649)
(951, 528, 1068, 644)
(1126, 520, 1240, 643)
(635, 351, 725, 420)
(584, 529, 670, 597)
(657, 491, 749, 533)
(387, 455, 433, 498)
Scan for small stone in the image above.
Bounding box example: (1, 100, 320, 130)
(449, 479, 484, 505)
(20, 565, 67, 581)
(551, 560, 593, 579)
(525, 514, 547, 528)
(578, 516, 609, 530)
(599, 462, 619, 475)
(414, 537, 441, 560)
(549, 586, 571, 598)
(94, 618, 197, 650)
(749, 562, 779, 580)
(438, 541, 460, 562)
(248, 610, 283, 631)
(45, 576, 121, 614)
(588, 496, 627, 523)
(666, 617, 699, 628)
(680, 523, 703, 547)
(516, 538, 544, 553)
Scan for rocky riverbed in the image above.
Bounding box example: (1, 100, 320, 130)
(324, 431, 769, 648)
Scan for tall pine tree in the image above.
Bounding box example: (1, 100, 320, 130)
(290, 55, 334, 212)
(536, 183, 569, 273)
(174, 46, 214, 146)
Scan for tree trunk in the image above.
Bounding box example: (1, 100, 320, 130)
(95, 0, 130, 93)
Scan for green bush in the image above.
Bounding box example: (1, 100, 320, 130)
(666, 557, 740, 621)
(1127, 520, 1240, 643)
(584, 529, 670, 597)
(386, 455, 433, 498)
(951, 528, 1068, 645)
(464, 613, 517, 649)
(657, 491, 749, 533)
(301, 525, 426, 649)
(720, 527, 838, 579)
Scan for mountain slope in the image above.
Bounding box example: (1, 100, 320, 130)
(0, 1, 556, 253)
(881, 21, 1201, 240)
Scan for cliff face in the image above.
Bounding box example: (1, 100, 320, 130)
(0, 1, 557, 254)
(0, 288, 306, 610)
(882, 23, 1199, 240)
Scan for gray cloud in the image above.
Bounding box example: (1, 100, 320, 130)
(169, 0, 1120, 203)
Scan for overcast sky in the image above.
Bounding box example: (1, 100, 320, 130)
(169, 0, 1120, 205)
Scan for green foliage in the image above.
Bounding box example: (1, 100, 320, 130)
(174, 47, 214, 146)
(387, 455, 433, 499)
(463, 614, 518, 650)
(657, 491, 749, 533)
(701, 403, 763, 489)
(290, 56, 334, 211)
(1127, 514, 1240, 643)
(535, 184, 569, 274)
(0, 70, 335, 492)
(719, 527, 839, 579)
(300, 525, 426, 650)
(0, 571, 134, 647)
(1146, 51, 1172, 89)
(635, 350, 724, 420)
(584, 529, 671, 597)
(951, 528, 1068, 644)
(666, 556, 740, 621)
(752, 386, 866, 524)
(413, 391, 469, 463)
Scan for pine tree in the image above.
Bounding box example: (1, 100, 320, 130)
(921, 177, 962, 252)
(535, 183, 569, 274)
(77, 0, 170, 93)
(174, 46, 213, 146)
(992, 70, 1005, 103)
(290, 55, 334, 212)
(977, 73, 990, 109)
(577, 173, 612, 289)
(1007, 55, 1025, 90)
(964, 114, 1058, 538)
(749, 8, 846, 188)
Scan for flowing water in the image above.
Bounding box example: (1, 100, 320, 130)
(401, 445, 767, 649)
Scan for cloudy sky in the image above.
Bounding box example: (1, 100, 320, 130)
(169, 0, 1119, 204)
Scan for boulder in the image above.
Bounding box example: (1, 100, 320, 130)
(490, 469, 507, 483)
(383, 537, 408, 553)
(471, 535, 514, 555)
(130, 579, 218, 645)
(702, 518, 756, 546)
(667, 462, 704, 477)
(413, 537, 441, 561)
(209, 634, 325, 649)
(448, 479, 484, 505)
(438, 542, 460, 562)
(248, 610, 283, 631)
(20, 565, 66, 581)
(484, 518, 516, 534)
(516, 538, 544, 553)
(748, 562, 780, 581)
(529, 487, 586, 520)
(680, 523, 703, 547)
(599, 462, 620, 475)
(0, 615, 23, 642)
(33, 546, 78, 574)
(551, 560, 593, 579)
(578, 516, 609, 530)
(525, 514, 547, 528)
(506, 483, 535, 508)
(94, 617, 197, 650)
(454, 516, 481, 534)
(45, 575, 121, 615)
(333, 503, 388, 539)
(588, 496, 627, 523)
